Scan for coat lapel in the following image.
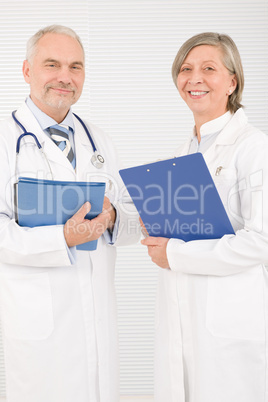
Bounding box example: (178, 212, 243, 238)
(73, 117, 97, 180)
(203, 108, 248, 165)
(74, 120, 92, 175)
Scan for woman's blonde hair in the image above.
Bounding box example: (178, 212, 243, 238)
(172, 32, 244, 113)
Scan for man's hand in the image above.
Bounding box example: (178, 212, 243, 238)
(64, 196, 116, 248)
(141, 236, 170, 269)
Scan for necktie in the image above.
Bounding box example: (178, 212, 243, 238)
(48, 124, 76, 168)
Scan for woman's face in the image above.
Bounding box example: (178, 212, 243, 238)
(177, 45, 237, 123)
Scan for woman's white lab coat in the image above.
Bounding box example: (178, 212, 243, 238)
(0, 102, 140, 402)
(155, 108, 268, 402)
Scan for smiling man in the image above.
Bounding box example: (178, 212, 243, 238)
(23, 31, 85, 122)
(0, 25, 140, 402)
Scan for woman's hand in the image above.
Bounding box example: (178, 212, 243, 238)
(141, 236, 170, 269)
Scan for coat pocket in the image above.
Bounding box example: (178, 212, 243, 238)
(1, 272, 54, 340)
(206, 268, 265, 341)
(213, 168, 237, 207)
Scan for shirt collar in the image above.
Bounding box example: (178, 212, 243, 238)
(25, 96, 75, 132)
(192, 111, 233, 138)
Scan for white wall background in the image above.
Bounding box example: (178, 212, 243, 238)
(0, 0, 267, 399)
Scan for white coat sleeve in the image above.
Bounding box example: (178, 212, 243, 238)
(0, 134, 72, 267)
(167, 136, 268, 276)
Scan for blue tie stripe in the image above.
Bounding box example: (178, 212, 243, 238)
(48, 125, 76, 169)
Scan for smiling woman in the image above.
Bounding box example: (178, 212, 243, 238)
(174, 40, 239, 141)
(177, 46, 237, 130)
(172, 32, 244, 115)
(141, 32, 268, 402)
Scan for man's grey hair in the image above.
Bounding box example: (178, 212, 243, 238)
(26, 24, 84, 63)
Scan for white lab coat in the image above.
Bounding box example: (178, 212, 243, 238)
(155, 108, 268, 402)
(0, 102, 140, 402)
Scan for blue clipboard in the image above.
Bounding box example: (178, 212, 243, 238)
(119, 153, 234, 241)
(16, 177, 106, 250)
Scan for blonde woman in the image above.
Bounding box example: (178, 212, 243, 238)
(142, 32, 268, 402)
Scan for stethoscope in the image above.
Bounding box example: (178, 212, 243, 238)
(12, 110, 105, 177)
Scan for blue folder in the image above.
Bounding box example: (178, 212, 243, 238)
(119, 153, 234, 242)
(16, 177, 106, 250)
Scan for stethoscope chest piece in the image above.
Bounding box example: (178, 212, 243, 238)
(91, 152, 105, 169)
